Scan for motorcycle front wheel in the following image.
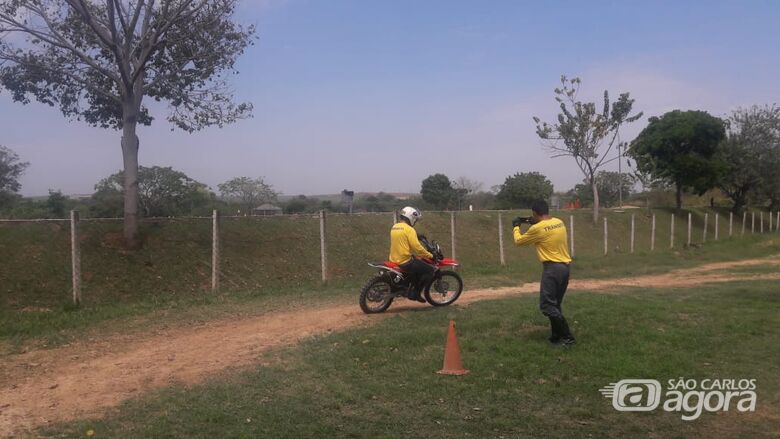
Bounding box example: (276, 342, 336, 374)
(424, 270, 463, 306)
(359, 274, 395, 314)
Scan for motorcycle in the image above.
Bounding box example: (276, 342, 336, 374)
(359, 235, 464, 314)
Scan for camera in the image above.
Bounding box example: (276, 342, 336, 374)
(512, 216, 533, 228)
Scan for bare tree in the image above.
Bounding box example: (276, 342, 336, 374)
(0, 0, 255, 247)
(533, 76, 642, 223)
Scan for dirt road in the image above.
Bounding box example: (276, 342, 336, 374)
(2, 256, 779, 436)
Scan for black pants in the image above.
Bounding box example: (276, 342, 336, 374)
(539, 262, 570, 319)
(400, 258, 436, 296)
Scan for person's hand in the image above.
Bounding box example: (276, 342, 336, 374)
(512, 216, 524, 228)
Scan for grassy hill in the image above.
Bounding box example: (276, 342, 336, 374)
(1, 207, 778, 342)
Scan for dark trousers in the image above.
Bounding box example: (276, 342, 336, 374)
(400, 258, 436, 296)
(539, 262, 570, 319)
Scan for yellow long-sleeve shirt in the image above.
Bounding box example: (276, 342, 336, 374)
(513, 217, 572, 263)
(389, 222, 434, 264)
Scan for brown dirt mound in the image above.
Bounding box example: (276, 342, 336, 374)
(1, 256, 779, 436)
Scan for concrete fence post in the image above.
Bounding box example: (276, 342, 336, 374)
(651, 214, 656, 251)
(760, 212, 764, 233)
(70, 210, 82, 305)
(714, 213, 719, 241)
(777, 212, 780, 232)
(603, 217, 608, 256)
(498, 213, 505, 266)
(211, 209, 220, 293)
(450, 212, 456, 260)
(770, 211, 773, 232)
(569, 215, 575, 258)
(392, 211, 398, 224)
(703, 213, 708, 243)
(630, 214, 635, 253)
(742, 212, 747, 236)
(687, 212, 692, 246)
(751, 212, 755, 234)
(729, 212, 733, 237)
(320, 210, 328, 282)
(670, 214, 675, 249)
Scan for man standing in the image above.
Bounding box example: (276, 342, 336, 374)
(513, 200, 575, 345)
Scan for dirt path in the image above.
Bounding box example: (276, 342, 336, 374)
(2, 256, 779, 436)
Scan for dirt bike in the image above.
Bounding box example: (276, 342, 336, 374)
(359, 235, 464, 314)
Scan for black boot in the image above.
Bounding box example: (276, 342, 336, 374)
(547, 317, 561, 344)
(558, 317, 576, 346)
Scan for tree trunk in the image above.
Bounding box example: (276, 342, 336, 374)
(591, 178, 600, 224)
(675, 183, 683, 210)
(121, 101, 141, 248)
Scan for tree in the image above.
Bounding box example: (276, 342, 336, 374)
(46, 189, 68, 218)
(719, 105, 780, 213)
(0, 145, 29, 208)
(0, 1, 255, 247)
(452, 177, 483, 210)
(534, 76, 642, 223)
(218, 177, 278, 214)
(594, 171, 634, 208)
(420, 173, 454, 210)
(496, 172, 554, 209)
(629, 110, 726, 209)
(92, 166, 211, 217)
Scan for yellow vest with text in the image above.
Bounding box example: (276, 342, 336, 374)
(389, 222, 434, 264)
(513, 217, 572, 263)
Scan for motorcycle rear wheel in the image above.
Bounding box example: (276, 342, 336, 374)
(359, 274, 395, 314)
(424, 270, 463, 306)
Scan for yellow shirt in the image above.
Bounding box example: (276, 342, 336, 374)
(513, 217, 572, 263)
(389, 222, 434, 264)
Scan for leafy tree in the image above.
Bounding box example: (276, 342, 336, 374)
(534, 76, 642, 223)
(452, 177, 483, 210)
(594, 171, 634, 208)
(92, 166, 211, 217)
(718, 105, 780, 213)
(218, 177, 278, 214)
(421, 173, 454, 210)
(496, 172, 554, 209)
(629, 110, 726, 209)
(0, 145, 29, 208)
(46, 189, 68, 218)
(0, 1, 255, 247)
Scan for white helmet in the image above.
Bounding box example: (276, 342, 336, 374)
(399, 206, 422, 226)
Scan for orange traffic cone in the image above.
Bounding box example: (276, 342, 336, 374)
(437, 320, 469, 376)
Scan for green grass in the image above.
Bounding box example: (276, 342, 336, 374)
(2, 209, 779, 348)
(43, 280, 780, 438)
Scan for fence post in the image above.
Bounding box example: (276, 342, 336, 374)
(569, 215, 575, 258)
(70, 210, 81, 305)
(760, 212, 764, 233)
(670, 214, 675, 248)
(748, 211, 753, 233)
(777, 212, 779, 232)
(630, 214, 635, 253)
(498, 213, 505, 266)
(714, 213, 719, 241)
(320, 210, 328, 282)
(450, 211, 456, 260)
(770, 211, 773, 232)
(392, 211, 398, 224)
(703, 213, 708, 243)
(211, 210, 220, 293)
(729, 212, 733, 237)
(651, 214, 656, 251)
(742, 212, 747, 236)
(603, 217, 608, 256)
(687, 212, 692, 246)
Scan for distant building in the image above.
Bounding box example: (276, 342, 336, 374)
(252, 203, 283, 216)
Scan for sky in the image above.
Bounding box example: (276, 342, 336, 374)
(2, 0, 780, 197)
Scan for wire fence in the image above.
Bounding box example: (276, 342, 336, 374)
(1, 208, 778, 309)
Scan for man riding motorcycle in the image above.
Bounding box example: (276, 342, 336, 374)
(389, 206, 435, 302)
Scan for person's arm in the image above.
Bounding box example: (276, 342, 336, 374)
(513, 224, 543, 247)
(407, 227, 434, 259)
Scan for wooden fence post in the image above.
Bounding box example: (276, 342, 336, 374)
(714, 213, 719, 241)
(760, 212, 764, 233)
(70, 210, 81, 305)
(320, 210, 328, 282)
(742, 212, 747, 236)
(603, 217, 608, 256)
(630, 214, 635, 253)
(703, 213, 708, 243)
(770, 211, 773, 232)
(569, 215, 575, 258)
(751, 212, 755, 234)
(211, 210, 220, 293)
(393, 211, 398, 224)
(450, 212, 456, 260)
(651, 214, 656, 251)
(498, 213, 505, 266)
(687, 212, 692, 246)
(777, 212, 780, 232)
(670, 214, 675, 248)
